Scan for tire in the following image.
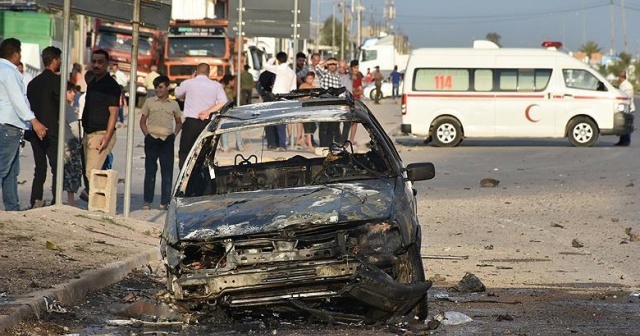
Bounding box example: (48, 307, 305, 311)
(431, 117, 463, 147)
(369, 88, 383, 100)
(567, 117, 599, 147)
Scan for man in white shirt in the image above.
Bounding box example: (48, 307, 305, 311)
(616, 71, 634, 146)
(109, 63, 128, 88)
(263, 51, 296, 150)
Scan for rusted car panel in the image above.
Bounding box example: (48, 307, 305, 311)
(161, 88, 434, 323)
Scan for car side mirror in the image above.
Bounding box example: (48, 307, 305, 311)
(596, 81, 607, 92)
(406, 162, 435, 181)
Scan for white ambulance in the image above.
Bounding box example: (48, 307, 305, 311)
(400, 44, 635, 147)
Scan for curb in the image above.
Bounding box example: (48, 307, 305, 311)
(0, 246, 160, 333)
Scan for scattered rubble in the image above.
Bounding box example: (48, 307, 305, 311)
(434, 311, 473, 325)
(624, 228, 639, 242)
(480, 178, 500, 187)
(452, 272, 486, 293)
(571, 239, 584, 248)
(496, 314, 515, 321)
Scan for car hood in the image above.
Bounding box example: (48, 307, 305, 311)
(170, 179, 396, 242)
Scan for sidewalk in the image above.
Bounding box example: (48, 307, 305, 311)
(0, 205, 160, 332)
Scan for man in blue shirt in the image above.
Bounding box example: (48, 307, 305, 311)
(0, 38, 48, 211)
(389, 65, 402, 100)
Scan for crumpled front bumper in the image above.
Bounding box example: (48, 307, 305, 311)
(173, 259, 431, 323)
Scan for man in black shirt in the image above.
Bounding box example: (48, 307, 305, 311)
(26, 46, 62, 208)
(81, 49, 121, 188)
(258, 70, 277, 148)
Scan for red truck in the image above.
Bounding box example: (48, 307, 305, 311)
(93, 19, 163, 101)
(163, 18, 233, 84)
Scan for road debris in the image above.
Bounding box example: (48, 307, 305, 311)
(434, 311, 473, 325)
(107, 319, 183, 328)
(422, 254, 469, 260)
(480, 178, 500, 187)
(496, 314, 515, 321)
(571, 239, 584, 248)
(551, 223, 565, 228)
(624, 228, 639, 242)
(45, 241, 61, 251)
(44, 297, 67, 313)
(453, 272, 486, 293)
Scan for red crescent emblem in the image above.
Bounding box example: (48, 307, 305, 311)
(525, 104, 540, 122)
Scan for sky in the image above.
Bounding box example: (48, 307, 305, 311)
(315, 0, 640, 55)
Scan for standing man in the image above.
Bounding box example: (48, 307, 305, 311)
(615, 71, 634, 146)
(139, 75, 182, 210)
(240, 64, 254, 105)
(263, 51, 297, 151)
(315, 57, 342, 146)
(26, 46, 63, 208)
(82, 49, 121, 189)
(343, 60, 363, 143)
(175, 63, 227, 168)
(0, 38, 47, 211)
(294, 52, 307, 87)
(144, 65, 160, 98)
(389, 65, 402, 101)
(109, 63, 128, 88)
(373, 66, 384, 104)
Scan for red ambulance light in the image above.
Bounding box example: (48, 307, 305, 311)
(542, 41, 563, 49)
(401, 94, 407, 115)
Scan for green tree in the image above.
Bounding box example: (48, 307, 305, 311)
(319, 15, 350, 60)
(485, 32, 502, 47)
(579, 41, 602, 59)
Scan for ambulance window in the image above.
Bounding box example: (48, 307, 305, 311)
(414, 68, 469, 91)
(474, 69, 493, 91)
(562, 69, 602, 91)
(535, 69, 552, 90)
(499, 70, 518, 90)
(518, 69, 536, 91)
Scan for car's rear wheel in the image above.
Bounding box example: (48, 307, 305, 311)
(567, 117, 599, 147)
(431, 117, 463, 147)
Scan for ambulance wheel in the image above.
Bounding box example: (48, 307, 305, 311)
(431, 117, 463, 147)
(567, 117, 599, 147)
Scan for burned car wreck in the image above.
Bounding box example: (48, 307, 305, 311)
(161, 88, 436, 323)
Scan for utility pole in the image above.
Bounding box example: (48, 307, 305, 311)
(621, 0, 628, 53)
(316, 0, 320, 52)
(332, 0, 335, 56)
(610, 0, 615, 55)
(356, 1, 362, 54)
(340, 0, 345, 59)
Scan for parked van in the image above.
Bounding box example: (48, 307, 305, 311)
(400, 47, 635, 147)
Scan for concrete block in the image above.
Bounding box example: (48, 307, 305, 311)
(88, 169, 118, 215)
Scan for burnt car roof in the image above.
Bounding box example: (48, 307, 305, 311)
(212, 88, 372, 132)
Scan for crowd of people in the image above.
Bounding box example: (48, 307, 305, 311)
(0, 36, 382, 212)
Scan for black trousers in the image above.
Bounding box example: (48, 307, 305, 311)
(179, 117, 209, 169)
(144, 134, 175, 205)
(318, 122, 341, 147)
(28, 134, 58, 206)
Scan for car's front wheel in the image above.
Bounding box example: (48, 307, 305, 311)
(431, 117, 463, 147)
(567, 117, 599, 147)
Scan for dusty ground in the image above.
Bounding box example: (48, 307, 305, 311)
(0, 205, 159, 302)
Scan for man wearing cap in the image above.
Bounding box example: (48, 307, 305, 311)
(373, 66, 384, 104)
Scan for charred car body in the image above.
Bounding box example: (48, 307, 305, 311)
(161, 88, 435, 323)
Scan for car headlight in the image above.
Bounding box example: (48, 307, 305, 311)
(617, 103, 630, 113)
